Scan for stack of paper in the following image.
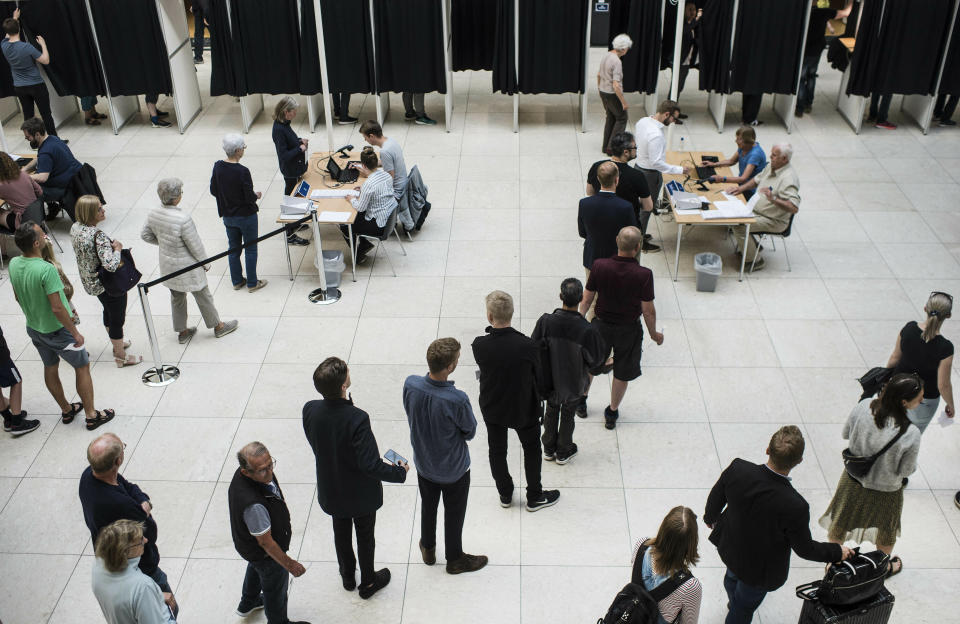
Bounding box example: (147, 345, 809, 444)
(280, 196, 311, 218)
(702, 200, 754, 219)
(310, 189, 359, 199)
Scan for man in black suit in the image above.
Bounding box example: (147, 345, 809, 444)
(578, 161, 637, 319)
(704, 426, 852, 624)
(472, 290, 560, 512)
(302, 357, 409, 599)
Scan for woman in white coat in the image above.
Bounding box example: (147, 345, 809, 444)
(141, 178, 237, 344)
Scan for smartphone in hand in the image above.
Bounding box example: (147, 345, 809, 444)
(384, 449, 407, 465)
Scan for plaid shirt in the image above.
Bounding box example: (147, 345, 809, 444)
(350, 169, 397, 227)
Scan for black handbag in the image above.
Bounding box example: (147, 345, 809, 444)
(857, 367, 893, 400)
(97, 237, 142, 296)
(797, 549, 889, 607)
(841, 425, 907, 480)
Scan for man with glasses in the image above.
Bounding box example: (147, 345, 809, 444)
(587, 132, 659, 253)
(228, 441, 310, 624)
(633, 100, 692, 216)
(79, 433, 177, 614)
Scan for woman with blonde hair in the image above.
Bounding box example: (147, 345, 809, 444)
(632, 505, 703, 624)
(92, 519, 177, 623)
(40, 237, 79, 325)
(271, 96, 309, 246)
(886, 291, 954, 431)
(70, 195, 140, 367)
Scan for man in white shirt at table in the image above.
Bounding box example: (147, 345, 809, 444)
(633, 100, 691, 213)
(725, 143, 800, 272)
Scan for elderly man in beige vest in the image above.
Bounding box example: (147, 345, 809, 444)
(726, 143, 801, 271)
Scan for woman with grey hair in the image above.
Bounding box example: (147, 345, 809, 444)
(271, 96, 309, 246)
(598, 33, 632, 154)
(209, 133, 267, 292)
(142, 178, 237, 343)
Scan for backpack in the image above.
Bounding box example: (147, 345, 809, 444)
(598, 544, 691, 624)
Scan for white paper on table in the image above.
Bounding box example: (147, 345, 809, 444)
(703, 200, 754, 219)
(697, 196, 710, 202)
(745, 192, 761, 212)
(937, 412, 955, 428)
(722, 192, 738, 201)
(317, 211, 351, 223)
(675, 209, 703, 216)
(310, 189, 359, 199)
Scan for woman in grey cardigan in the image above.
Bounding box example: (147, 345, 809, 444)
(819, 373, 924, 578)
(141, 178, 237, 344)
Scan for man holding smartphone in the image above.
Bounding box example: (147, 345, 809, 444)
(302, 357, 409, 599)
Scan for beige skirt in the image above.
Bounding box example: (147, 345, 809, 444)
(819, 470, 903, 546)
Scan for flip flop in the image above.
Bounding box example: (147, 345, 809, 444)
(61, 402, 83, 424)
(86, 409, 116, 431)
(84, 117, 101, 126)
(885, 556, 903, 578)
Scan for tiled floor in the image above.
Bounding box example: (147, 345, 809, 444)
(1, 49, 959, 624)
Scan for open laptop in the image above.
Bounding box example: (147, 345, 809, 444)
(694, 165, 717, 180)
(326, 157, 360, 184)
(294, 180, 310, 197)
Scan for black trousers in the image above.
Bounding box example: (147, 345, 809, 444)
(418, 470, 470, 561)
(486, 422, 543, 502)
(332, 93, 351, 118)
(15, 83, 57, 137)
(599, 91, 627, 153)
(96, 291, 127, 340)
(542, 400, 576, 455)
(678, 64, 691, 97)
(741, 93, 762, 124)
(935, 93, 958, 120)
(332, 512, 376, 587)
(869, 93, 892, 123)
(193, 8, 206, 60)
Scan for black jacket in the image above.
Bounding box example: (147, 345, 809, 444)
(704, 459, 843, 591)
(531, 309, 606, 404)
(228, 469, 292, 562)
(302, 398, 406, 518)
(471, 326, 543, 429)
(577, 192, 637, 269)
(272, 119, 307, 179)
(681, 17, 701, 67)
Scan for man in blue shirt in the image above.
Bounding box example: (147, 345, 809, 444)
(1, 10, 57, 137)
(403, 337, 488, 575)
(20, 117, 82, 204)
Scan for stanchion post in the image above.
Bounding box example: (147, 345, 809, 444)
(308, 207, 341, 305)
(137, 284, 180, 387)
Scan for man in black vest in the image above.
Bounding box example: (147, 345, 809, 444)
(704, 426, 852, 624)
(472, 290, 560, 512)
(303, 357, 409, 599)
(228, 441, 309, 624)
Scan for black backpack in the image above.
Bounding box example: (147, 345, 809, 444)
(598, 544, 691, 624)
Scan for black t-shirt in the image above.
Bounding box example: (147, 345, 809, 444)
(804, 8, 835, 58)
(894, 321, 954, 399)
(587, 160, 651, 218)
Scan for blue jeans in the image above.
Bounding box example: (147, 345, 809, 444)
(223, 214, 259, 288)
(723, 569, 767, 624)
(240, 558, 288, 624)
(796, 55, 819, 112)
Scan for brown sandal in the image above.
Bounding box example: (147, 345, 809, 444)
(61, 402, 83, 424)
(86, 409, 116, 431)
(84, 117, 101, 126)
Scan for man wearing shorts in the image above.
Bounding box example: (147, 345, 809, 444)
(579, 226, 663, 430)
(0, 325, 39, 436)
(8, 222, 114, 430)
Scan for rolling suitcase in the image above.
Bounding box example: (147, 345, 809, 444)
(796, 582, 894, 624)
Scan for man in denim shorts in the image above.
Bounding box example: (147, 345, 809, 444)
(8, 222, 114, 430)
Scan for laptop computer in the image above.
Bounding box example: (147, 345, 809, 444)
(326, 157, 360, 184)
(695, 165, 717, 180)
(294, 180, 310, 197)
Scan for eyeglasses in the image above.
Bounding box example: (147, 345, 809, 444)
(249, 458, 277, 476)
(930, 291, 953, 303)
(627, 145, 637, 151)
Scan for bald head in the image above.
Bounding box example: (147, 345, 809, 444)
(616, 226, 643, 254)
(87, 433, 124, 473)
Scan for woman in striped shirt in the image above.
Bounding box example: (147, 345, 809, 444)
(342, 146, 398, 263)
(632, 506, 703, 624)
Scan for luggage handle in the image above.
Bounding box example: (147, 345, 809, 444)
(796, 581, 820, 601)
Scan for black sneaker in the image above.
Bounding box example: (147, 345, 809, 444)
(341, 570, 356, 591)
(526, 490, 560, 512)
(156, 109, 170, 117)
(193, 57, 204, 64)
(556, 445, 578, 465)
(405, 112, 418, 121)
(358, 568, 391, 599)
(543, 449, 556, 461)
(641, 241, 661, 253)
(2, 412, 10, 432)
(235, 594, 264, 617)
(286, 234, 309, 246)
(446, 553, 488, 574)
(499, 493, 512, 508)
(151, 116, 171, 128)
(338, 115, 359, 125)
(575, 398, 587, 419)
(604, 406, 619, 430)
(940, 119, 957, 127)
(954, 491, 960, 510)
(643, 233, 652, 241)
(9, 416, 39, 437)
(794, 109, 804, 118)
(415, 116, 437, 125)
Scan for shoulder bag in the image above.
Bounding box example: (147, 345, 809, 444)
(95, 230, 142, 296)
(841, 425, 907, 480)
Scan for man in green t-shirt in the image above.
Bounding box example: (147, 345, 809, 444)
(9, 222, 114, 429)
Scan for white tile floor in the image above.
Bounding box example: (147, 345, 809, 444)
(1, 48, 960, 624)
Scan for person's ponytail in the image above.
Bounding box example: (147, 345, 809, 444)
(922, 292, 952, 342)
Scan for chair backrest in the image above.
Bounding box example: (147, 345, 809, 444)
(380, 205, 399, 241)
(23, 199, 46, 226)
(781, 212, 796, 237)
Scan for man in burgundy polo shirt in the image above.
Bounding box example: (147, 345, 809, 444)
(578, 226, 663, 430)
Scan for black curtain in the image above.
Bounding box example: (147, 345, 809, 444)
(848, 0, 953, 96)
(621, 0, 662, 94)
(609, 0, 632, 48)
(729, 0, 805, 95)
(373, 0, 446, 94)
(230, 0, 300, 95)
(208, 0, 242, 96)
(319, 0, 375, 94)
(517, 0, 588, 94)
(491, 0, 516, 94)
(940, 8, 960, 94)
(298, 0, 322, 95)
(89, 0, 172, 97)
(661, 0, 678, 69)
(18, 0, 106, 97)
(697, 0, 734, 92)
(452, 0, 497, 71)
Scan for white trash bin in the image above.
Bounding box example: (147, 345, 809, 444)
(694, 252, 722, 292)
